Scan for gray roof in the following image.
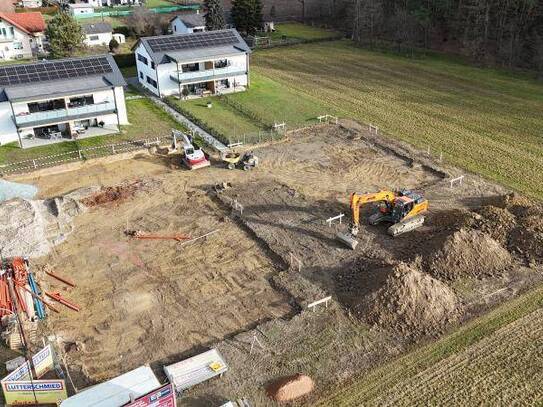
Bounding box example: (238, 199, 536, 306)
(0, 54, 126, 103)
(137, 29, 251, 64)
(174, 13, 205, 28)
(82, 22, 112, 35)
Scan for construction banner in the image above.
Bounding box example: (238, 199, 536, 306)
(124, 384, 176, 407)
(1, 379, 68, 405)
(2, 345, 55, 382)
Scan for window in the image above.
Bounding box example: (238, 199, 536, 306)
(139, 71, 143, 79)
(89, 35, 99, 41)
(182, 63, 199, 72)
(13, 42, 23, 50)
(137, 53, 148, 65)
(1, 28, 6, 37)
(214, 59, 228, 69)
(9, 27, 14, 37)
(146, 76, 157, 88)
(151, 61, 155, 69)
(173, 25, 176, 32)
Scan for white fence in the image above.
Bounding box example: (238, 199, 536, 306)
(0, 136, 168, 176)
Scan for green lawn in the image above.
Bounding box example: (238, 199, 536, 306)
(272, 22, 342, 41)
(246, 40, 543, 199)
(174, 97, 264, 138)
(319, 284, 543, 405)
(120, 65, 138, 78)
(143, 0, 173, 7)
(77, 15, 128, 29)
(0, 98, 185, 165)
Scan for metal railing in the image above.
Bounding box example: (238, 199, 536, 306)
(14, 101, 116, 126)
(170, 66, 246, 84)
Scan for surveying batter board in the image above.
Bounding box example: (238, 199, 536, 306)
(124, 384, 176, 407)
(2, 379, 68, 405)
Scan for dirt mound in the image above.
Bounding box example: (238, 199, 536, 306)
(81, 179, 161, 207)
(509, 227, 543, 265)
(472, 206, 517, 245)
(0, 187, 97, 258)
(266, 373, 315, 402)
(364, 263, 462, 338)
(428, 229, 511, 280)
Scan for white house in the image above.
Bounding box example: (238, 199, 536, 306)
(79, 0, 140, 7)
(170, 13, 205, 34)
(134, 29, 251, 99)
(82, 22, 112, 46)
(0, 54, 129, 148)
(0, 12, 45, 61)
(68, 3, 94, 16)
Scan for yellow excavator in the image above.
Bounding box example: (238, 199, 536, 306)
(338, 189, 428, 249)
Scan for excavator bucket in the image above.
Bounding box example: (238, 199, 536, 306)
(336, 232, 358, 250)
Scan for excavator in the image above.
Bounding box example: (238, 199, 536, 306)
(337, 189, 428, 249)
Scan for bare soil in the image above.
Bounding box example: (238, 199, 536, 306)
(10, 121, 543, 405)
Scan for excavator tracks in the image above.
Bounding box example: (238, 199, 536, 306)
(387, 215, 425, 237)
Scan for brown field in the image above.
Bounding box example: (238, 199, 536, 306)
(10, 121, 543, 405)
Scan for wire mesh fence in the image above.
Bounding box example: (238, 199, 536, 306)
(0, 137, 168, 176)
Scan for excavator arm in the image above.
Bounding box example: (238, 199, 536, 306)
(349, 190, 396, 235)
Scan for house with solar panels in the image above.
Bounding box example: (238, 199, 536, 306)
(134, 29, 251, 99)
(0, 54, 128, 148)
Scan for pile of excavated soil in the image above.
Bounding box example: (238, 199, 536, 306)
(509, 227, 543, 265)
(364, 263, 462, 338)
(0, 187, 98, 258)
(81, 179, 161, 208)
(266, 373, 315, 402)
(428, 229, 512, 281)
(472, 206, 517, 245)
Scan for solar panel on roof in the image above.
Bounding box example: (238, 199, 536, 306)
(148, 30, 239, 52)
(0, 56, 113, 87)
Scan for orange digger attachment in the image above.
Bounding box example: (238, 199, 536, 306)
(125, 230, 191, 242)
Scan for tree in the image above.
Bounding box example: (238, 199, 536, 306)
(109, 38, 120, 53)
(45, 12, 83, 58)
(204, 0, 226, 31)
(270, 4, 276, 20)
(127, 7, 166, 37)
(231, 0, 263, 35)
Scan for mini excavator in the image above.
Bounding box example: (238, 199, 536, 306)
(337, 189, 428, 249)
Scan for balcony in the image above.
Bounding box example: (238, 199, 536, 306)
(170, 65, 246, 85)
(14, 101, 116, 127)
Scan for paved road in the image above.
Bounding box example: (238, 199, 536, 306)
(125, 79, 227, 151)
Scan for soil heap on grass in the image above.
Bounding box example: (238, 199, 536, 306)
(266, 373, 315, 402)
(364, 263, 462, 338)
(428, 229, 512, 281)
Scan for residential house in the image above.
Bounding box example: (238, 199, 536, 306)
(0, 54, 128, 148)
(0, 12, 45, 60)
(83, 23, 126, 47)
(19, 0, 42, 8)
(68, 3, 94, 16)
(170, 13, 205, 34)
(81, 0, 140, 7)
(134, 29, 250, 98)
(82, 22, 112, 46)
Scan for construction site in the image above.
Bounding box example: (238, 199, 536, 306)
(2, 120, 543, 405)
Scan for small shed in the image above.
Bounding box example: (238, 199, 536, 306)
(68, 3, 94, 16)
(164, 348, 228, 392)
(60, 365, 161, 407)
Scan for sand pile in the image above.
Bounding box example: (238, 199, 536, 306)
(0, 187, 98, 258)
(364, 263, 462, 338)
(266, 373, 315, 402)
(428, 229, 511, 281)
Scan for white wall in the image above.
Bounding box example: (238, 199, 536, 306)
(0, 21, 35, 61)
(135, 43, 160, 96)
(84, 32, 113, 47)
(170, 18, 205, 34)
(21, 0, 42, 8)
(113, 86, 128, 124)
(0, 102, 19, 145)
(70, 7, 94, 15)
